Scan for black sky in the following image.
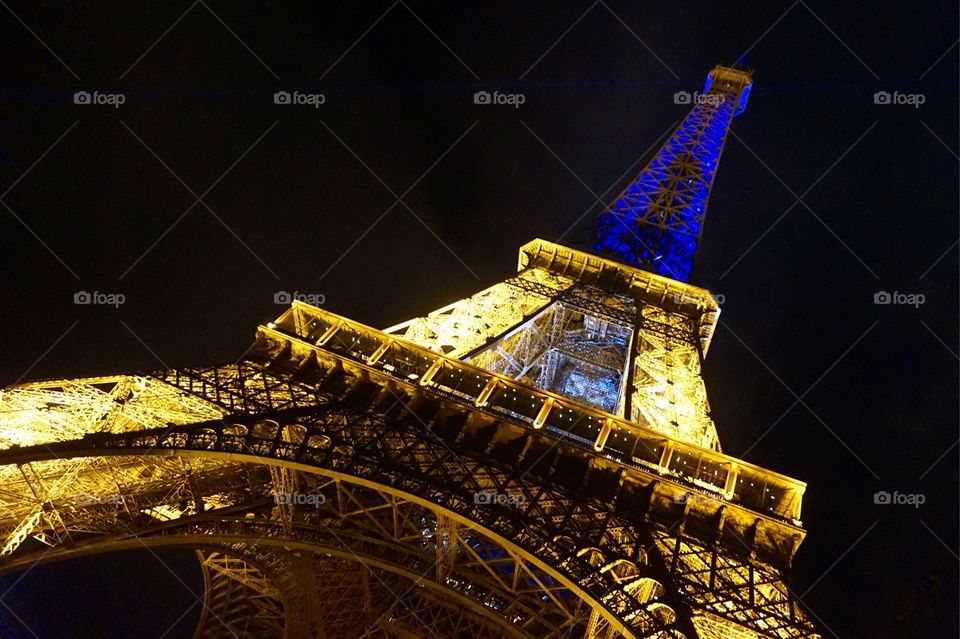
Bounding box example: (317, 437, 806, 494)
(0, 2, 957, 637)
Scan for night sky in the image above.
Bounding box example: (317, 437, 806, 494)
(0, 2, 957, 637)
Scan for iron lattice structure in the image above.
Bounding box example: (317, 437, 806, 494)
(595, 66, 752, 282)
(0, 66, 820, 638)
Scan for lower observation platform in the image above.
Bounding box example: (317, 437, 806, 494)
(253, 297, 806, 565)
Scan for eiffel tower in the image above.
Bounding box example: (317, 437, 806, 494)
(0, 66, 820, 638)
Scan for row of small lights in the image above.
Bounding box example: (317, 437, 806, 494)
(289, 314, 786, 514)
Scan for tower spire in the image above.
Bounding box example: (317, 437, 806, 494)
(594, 65, 753, 282)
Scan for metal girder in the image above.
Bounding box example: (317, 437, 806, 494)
(468, 301, 631, 415)
(594, 66, 752, 282)
(0, 375, 224, 449)
(516, 240, 721, 357)
(195, 551, 286, 639)
(0, 281, 810, 639)
(0, 411, 686, 637)
(499, 262, 720, 450)
(266, 302, 804, 524)
(504, 276, 698, 346)
(652, 529, 811, 639)
(383, 267, 575, 358)
(0, 351, 816, 638)
(629, 306, 719, 452)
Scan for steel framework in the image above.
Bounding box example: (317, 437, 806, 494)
(595, 66, 752, 282)
(0, 66, 819, 638)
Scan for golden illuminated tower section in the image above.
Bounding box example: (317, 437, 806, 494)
(0, 66, 819, 639)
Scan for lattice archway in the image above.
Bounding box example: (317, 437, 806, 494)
(0, 413, 692, 639)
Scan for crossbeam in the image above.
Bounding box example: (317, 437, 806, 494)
(268, 301, 805, 526)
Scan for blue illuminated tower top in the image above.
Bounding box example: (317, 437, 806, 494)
(594, 65, 753, 282)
